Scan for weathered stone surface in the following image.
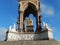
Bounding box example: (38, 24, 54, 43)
(6, 29, 53, 41)
(0, 40, 60, 45)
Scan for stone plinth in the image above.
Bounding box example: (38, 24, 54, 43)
(27, 26, 34, 32)
(6, 29, 53, 41)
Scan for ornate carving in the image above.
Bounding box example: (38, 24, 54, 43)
(18, 0, 41, 33)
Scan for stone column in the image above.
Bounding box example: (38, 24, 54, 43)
(35, 1, 42, 33)
(38, 1, 40, 25)
(38, 11, 40, 25)
(20, 11, 24, 33)
(18, 1, 24, 32)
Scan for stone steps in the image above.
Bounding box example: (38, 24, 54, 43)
(0, 40, 60, 45)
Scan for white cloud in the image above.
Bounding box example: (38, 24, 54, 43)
(0, 27, 7, 41)
(40, 3, 54, 16)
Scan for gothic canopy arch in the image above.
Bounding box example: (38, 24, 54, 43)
(23, 2, 38, 20)
(17, 0, 41, 33)
(23, 2, 37, 11)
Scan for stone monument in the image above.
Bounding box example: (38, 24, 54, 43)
(5, 0, 53, 41)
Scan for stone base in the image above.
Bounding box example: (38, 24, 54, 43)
(7, 33, 40, 41)
(27, 26, 34, 32)
(6, 29, 53, 41)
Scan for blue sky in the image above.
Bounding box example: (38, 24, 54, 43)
(0, 0, 60, 41)
(0, 0, 18, 28)
(41, 0, 60, 40)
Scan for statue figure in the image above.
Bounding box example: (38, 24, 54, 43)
(28, 18, 33, 26)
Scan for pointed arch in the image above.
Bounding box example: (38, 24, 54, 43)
(23, 2, 38, 31)
(23, 2, 37, 11)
